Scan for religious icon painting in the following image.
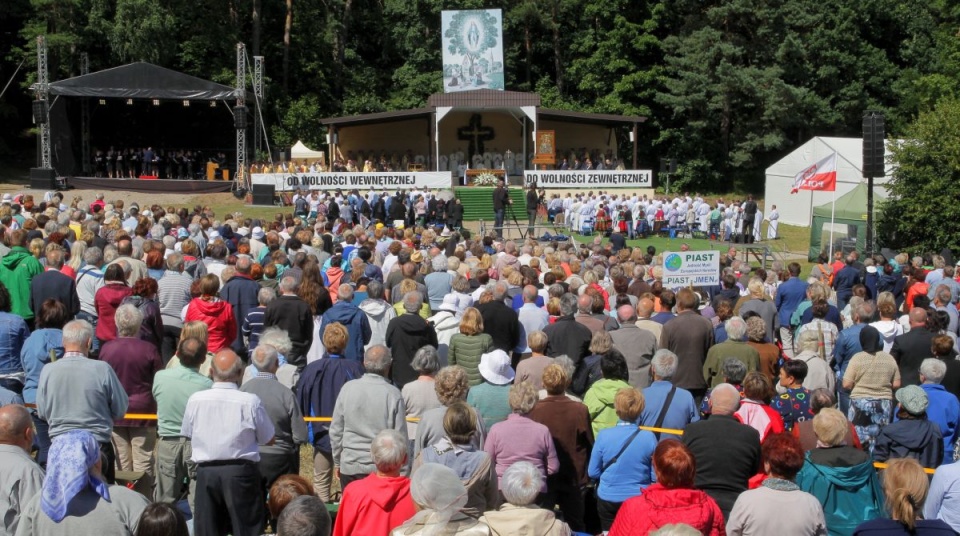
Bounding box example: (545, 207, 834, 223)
(441, 9, 505, 92)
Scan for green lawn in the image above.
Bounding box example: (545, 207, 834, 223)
(572, 232, 717, 253)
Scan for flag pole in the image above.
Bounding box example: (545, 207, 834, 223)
(827, 151, 838, 261)
(828, 187, 836, 262)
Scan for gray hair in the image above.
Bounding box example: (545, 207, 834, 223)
(403, 291, 423, 314)
(650, 525, 704, 536)
(559, 293, 578, 317)
(45, 247, 65, 269)
(83, 246, 103, 267)
(937, 286, 952, 306)
(810, 388, 837, 414)
(501, 461, 542, 506)
(367, 280, 385, 300)
(855, 301, 875, 323)
(62, 319, 94, 348)
(259, 327, 293, 356)
(797, 329, 820, 352)
(165, 252, 185, 271)
(921, 358, 947, 384)
(211, 352, 245, 383)
(724, 316, 747, 341)
(370, 429, 407, 473)
(709, 383, 741, 416)
(258, 287, 277, 306)
(276, 496, 331, 536)
(651, 349, 678, 380)
(235, 255, 253, 274)
(431, 253, 448, 272)
(251, 344, 279, 373)
(279, 276, 297, 294)
(364, 345, 393, 376)
(554, 355, 575, 381)
(115, 303, 143, 337)
(338, 284, 354, 303)
(102, 245, 119, 264)
(722, 358, 748, 384)
(508, 381, 539, 414)
(411, 345, 440, 375)
(492, 281, 509, 301)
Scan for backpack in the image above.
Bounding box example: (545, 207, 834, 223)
(817, 264, 834, 286)
(294, 197, 309, 214)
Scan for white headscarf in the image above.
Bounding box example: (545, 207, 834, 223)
(409, 463, 469, 536)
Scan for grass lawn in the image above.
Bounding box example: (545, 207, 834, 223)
(571, 222, 819, 274)
(572, 232, 716, 253)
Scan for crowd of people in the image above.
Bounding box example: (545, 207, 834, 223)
(545, 192, 779, 243)
(1, 187, 960, 536)
(92, 147, 228, 180)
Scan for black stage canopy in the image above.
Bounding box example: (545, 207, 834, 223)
(48, 62, 239, 101)
(44, 62, 243, 178)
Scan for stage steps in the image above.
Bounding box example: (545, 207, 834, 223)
(454, 187, 526, 222)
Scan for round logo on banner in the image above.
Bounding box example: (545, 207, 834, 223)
(665, 254, 683, 271)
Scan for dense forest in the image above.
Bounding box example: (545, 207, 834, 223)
(1, 0, 959, 191)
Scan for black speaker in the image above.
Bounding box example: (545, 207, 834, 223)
(29, 167, 56, 189)
(862, 112, 885, 178)
(234, 106, 248, 129)
(251, 184, 274, 205)
(32, 100, 48, 124)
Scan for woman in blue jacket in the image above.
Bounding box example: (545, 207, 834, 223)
(587, 386, 657, 532)
(20, 298, 68, 466)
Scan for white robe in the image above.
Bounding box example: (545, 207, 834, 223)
(753, 209, 763, 242)
(766, 209, 780, 239)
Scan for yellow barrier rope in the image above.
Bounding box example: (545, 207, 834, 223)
(22, 405, 936, 474)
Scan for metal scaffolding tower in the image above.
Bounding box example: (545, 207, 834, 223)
(253, 56, 264, 158)
(35, 36, 51, 170)
(236, 43, 247, 187)
(80, 53, 90, 174)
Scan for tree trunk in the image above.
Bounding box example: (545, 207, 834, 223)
(283, 0, 293, 91)
(524, 24, 531, 87)
(330, 0, 353, 103)
(551, 1, 564, 95)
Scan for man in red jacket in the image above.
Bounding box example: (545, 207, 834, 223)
(333, 429, 415, 536)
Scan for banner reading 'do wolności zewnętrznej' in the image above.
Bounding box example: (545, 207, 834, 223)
(523, 170, 653, 188)
(251, 172, 453, 191)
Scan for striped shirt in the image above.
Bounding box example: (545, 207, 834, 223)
(242, 306, 267, 350)
(157, 270, 193, 328)
(75, 265, 104, 316)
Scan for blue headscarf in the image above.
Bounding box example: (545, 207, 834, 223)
(41, 430, 111, 522)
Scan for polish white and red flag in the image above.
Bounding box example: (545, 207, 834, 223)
(791, 152, 837, 193)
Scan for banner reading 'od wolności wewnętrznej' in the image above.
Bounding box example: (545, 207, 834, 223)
(251, 172, 453, 191)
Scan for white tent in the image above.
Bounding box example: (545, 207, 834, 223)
(290, 140, 326, 161)
(763, 136, 893, 227)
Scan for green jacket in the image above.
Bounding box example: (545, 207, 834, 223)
(703, 340, 761, 388)
(0, 247, 43, 320)
(584, 378, 631, 437)
(449, 333, 494, 386)
(795, 455, 885, 536)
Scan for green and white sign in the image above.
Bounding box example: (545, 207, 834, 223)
(663, 250, 720, 287)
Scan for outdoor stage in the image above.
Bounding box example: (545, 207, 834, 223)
(64, 176, 235, 194)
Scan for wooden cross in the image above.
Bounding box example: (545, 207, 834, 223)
(456, 114, 495, 166)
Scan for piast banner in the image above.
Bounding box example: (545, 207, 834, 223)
(523, 170, 653, 188)
(251, 172, 452, 191)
